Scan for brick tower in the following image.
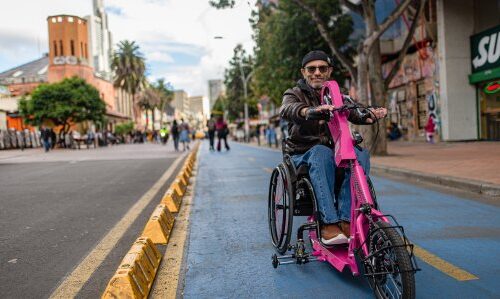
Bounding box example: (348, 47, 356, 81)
(47, 15, 94, 83)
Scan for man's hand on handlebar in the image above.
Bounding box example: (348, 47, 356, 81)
(301, 105, 335, 121)
(365, 107, 388, 123)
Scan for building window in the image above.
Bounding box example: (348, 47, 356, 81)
(59, 40, 64, 56)
(53, 41, 58, 56)
(57, 16, 63, 22)
(80, 42, 84, 58)
(70, 40, 75, 56)
(68, 16, 74, 22)
(51, 17, 56, 23)
(84, 43, 88, 58)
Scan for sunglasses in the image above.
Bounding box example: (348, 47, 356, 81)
(304, 65, 330, 74)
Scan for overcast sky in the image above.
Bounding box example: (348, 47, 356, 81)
(0, 0, 256, 97)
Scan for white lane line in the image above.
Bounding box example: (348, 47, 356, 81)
(49, 152, 187, 299)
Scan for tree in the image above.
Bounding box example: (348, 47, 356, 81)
(223, 45, 258, 121)
(111, 40, 147, 124)
(19, 77, 106, 137)
(137, 85, 160, 130)
(210, 0, 426, 155)
(152, 78, 174, 128)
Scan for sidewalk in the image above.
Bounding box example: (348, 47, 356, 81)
(246, 139, 500, 196)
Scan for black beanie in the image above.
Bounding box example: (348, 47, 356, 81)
(301, 50, 332, 67)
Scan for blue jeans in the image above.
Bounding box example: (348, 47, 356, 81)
(43, 140, 51, 152)
(291, 145, 370, 224)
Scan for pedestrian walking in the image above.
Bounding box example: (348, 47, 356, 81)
(207, 115, 216, 151)
(266, 124, 278, 148)
(50, 128, 57, 149)
(87, 129, 95, 148)
(255, 124, 261, 146)
(425, 117, 436, 144)
(171, 120, 180, 151)
(40, 125, 51, 152)
(179, 119, 191, 151)
(216, 116, 230, 151)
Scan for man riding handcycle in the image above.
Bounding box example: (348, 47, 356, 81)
(281, 50, 386, 245)
(268, 50, 419, 299)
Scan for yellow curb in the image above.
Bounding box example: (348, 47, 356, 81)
(142, 205, 175, 244)
(102, 237, 161, 299)
(161, 188, 181, 213)
(182, 166, 192, 177)
(177, 174, 188, 187)
(179, 168, 190, 182)
(172, 178, 186, 196)
(184, 161, 193, 172)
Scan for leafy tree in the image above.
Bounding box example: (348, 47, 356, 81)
(211, 0, 426, 155)
(19, 77, 106, 136)
(137, 85, 160, 130)
(111, 40, 147, 122)
(212, 95, 227, 115)
(223, 44, 258, 121)
(115, 121, 134, 136)
(152, 78, 174, 127)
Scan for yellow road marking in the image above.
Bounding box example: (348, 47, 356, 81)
(263, 167, 273, 173)
(150, 151, 199, 298)
(413, 244, 478, 281)
(49, 153, 187, 299)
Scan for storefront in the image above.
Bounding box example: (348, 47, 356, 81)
(384, 45, 440, 141)
(469, 25, 500, 140)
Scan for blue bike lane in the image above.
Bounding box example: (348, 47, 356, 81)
(181, 142, 500, 298)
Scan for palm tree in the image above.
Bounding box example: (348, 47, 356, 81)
(152, 78, 174, 128)
(137, 85, 160, 130)
(111, 40, 146, 124)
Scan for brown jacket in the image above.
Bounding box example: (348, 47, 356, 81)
(280, 79, 369, 155)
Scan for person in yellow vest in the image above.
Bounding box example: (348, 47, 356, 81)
(159, 127, 169, 145)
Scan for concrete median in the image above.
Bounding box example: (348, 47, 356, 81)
(142, 204, 175, 244)
(102, 237, 162, 299)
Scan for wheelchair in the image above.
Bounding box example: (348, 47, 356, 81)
(268, 153, 378, 255)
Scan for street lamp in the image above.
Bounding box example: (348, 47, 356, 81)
(238, 61, 253, 142)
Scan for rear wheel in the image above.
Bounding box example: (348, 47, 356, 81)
(364, 221, 415, 299)
(268, 164, 294, 254)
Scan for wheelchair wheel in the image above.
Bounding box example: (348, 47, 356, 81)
(364, 221, 415, 299)
(268, 164, 294, 254)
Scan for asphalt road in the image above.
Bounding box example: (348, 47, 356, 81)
(181, 142, 500, 298)
(0, 143, 183, 298)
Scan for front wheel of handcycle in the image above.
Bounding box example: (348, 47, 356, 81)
(364, 221, 415, 299)
(268, 164, 294, 254)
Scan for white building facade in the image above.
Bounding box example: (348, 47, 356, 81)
(86, 0, 113, 80)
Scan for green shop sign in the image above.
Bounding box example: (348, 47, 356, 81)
(470, 25, 500, 73)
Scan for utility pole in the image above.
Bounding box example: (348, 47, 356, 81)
(238, 60, 253, 142)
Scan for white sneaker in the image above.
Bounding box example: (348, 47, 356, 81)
(321, 233, 349, 245)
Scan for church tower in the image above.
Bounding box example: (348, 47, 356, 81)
(47, 15, 94, 83)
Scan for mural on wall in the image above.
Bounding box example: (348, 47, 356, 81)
(383, 44, 441, 139)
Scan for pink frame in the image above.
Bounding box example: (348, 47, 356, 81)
(308, 80, 387, 275)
